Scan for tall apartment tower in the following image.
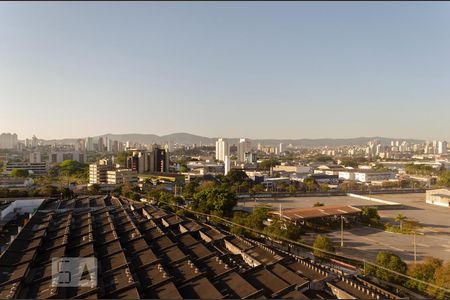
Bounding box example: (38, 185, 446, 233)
(85, 137, 94, 151)
(438, 141, 448, 154)
(237, 138, 252, 162)
(0, 133, 18, 149)
(224, 155, 231, 176)
(215, 138, 229, 162)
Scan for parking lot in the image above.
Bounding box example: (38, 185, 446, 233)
(237, 193, 450, 263)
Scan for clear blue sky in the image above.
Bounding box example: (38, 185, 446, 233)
(1, 2, 449, 140)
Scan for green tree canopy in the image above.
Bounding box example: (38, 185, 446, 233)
(431, 261, 450, 299)
(59, 160, 87, 178)
(258, 157, 280, 170)
(10, 168, 29, 178)
(313, 235, 335, 258)
(361, 207, 381, 225)
(368, 251, 407, 284)
(191, 187, 237, 217)
(406, 256, 443, 294)
(439, 170, 450, 187)
(223, 169, 250, 186)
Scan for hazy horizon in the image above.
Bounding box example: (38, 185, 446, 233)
(1, 2, 450, 140)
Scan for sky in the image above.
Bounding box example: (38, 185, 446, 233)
(1, 1, 450, 141)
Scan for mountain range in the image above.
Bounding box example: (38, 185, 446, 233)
(39, 133, 425, 147)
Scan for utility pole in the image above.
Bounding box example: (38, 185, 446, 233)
(340, 215, 344, 247)
(413, 231, 417, 265)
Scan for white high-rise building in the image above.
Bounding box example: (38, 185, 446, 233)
(438, 141, 448, 154)
(215, 138, 229, 162)
(0, 133, 18, 149)
(279, 143, 284, 154)
(237, 138, 251, 162)
(224, 155, 231, 176)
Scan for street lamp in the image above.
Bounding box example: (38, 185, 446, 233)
(340, 215, 344, 247)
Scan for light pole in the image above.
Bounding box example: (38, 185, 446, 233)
(413, 231, 417, 265)
(340, 215, 344, 247)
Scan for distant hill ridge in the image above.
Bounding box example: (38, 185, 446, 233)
(40, 132, 425, 147)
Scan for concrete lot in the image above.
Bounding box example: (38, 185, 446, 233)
(237, 195, 383, 211)
(237, 193, 450, 264)
(302, 226, 450, 263)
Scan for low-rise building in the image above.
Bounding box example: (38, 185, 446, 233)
(107, 169, 138, 185)
(426, 189, 450, 207)
(3, 162, 47, 175)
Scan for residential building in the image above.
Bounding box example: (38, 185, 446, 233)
(85, 137, 94, 151)
(438, 141, 448, 154)
(89, 160, 114, 184)
(0, 133, 18, 149)
(29, 152, 41, 163)
(215, 138, 229, 162)
(237, 138, 252, 162)
(224, 155, 231, 176)
(48, 151, 85, 164)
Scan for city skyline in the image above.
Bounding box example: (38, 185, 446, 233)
(1, 2, 450, 140)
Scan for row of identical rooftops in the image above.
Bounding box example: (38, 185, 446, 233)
(0, 195, 402, 299)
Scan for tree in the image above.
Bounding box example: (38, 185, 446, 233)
(406, 256, 443, 294)
(191, 187, 237, 217)
(250, 184, 266, 195)
(10, 169, 29, 178)
(223, 169, 250, 186)
(264, 217, 302, 241)
(287, 185, 297, 193)
(439, 170, 450, 188)
(430, 261, 450, 299)
(183, 181, 199, 199)
(179, 164, 189, 173)
(395, 214, 407, 231)
(115, 151, 132, 166)
(361, 207, 381, 226)
(367, 251, 407, 283)
(339, 157, 359, 168)
(313, 235, 335, 258)
(303, 177, 318, 192)
(313, 202, 324, 207)
(259, 157, 280, 170)
(319, 183, 330, 192)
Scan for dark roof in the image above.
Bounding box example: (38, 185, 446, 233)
(0, 196, 400, 299)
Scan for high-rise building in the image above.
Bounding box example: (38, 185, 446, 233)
(438, 141, 448, 154)
(0, 133, 18, 149)
(126, 146, 169, 173)
(89, 159, 113, 184)
(85, 137, 94, 151)
(215, 138, 229, 162)
(279, 143, 284, 154)
(31, 135, 38, 148)
(224, 155, 231, 176)
(237, 138, 252, 162)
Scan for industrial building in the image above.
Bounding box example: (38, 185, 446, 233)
(426, 189, 450, 207)
(0, 196, 404, 299)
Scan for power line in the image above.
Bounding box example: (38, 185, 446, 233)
(142, 196, 450, 295)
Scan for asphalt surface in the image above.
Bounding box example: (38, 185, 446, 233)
(237, 193, 450, 264)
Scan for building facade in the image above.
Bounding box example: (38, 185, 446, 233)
(215, 138, 229, 162)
